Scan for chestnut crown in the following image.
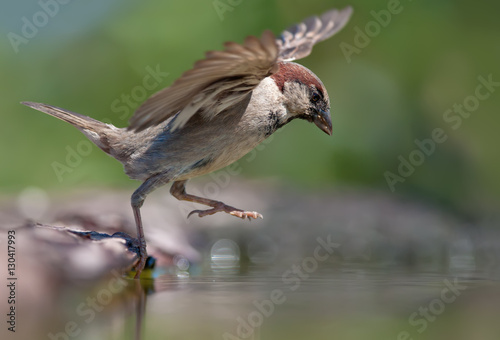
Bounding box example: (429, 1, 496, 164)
(271, 62, 332, 135)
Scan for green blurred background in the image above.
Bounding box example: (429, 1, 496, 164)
(1, 0, 499, 218)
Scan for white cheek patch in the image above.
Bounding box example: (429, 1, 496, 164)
(282, 81, 310, 115)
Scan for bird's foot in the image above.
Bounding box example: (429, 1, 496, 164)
(188, 202, 263, 220)
(133, 243, 148, 279)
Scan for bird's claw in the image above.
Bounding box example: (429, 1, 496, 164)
(133, 242, 148, 279)
(187, 202, 263, 220)
(229, 210, 263, 220)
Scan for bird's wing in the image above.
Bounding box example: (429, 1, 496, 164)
(277, 6, 353, 62)
(129, 30, 279, 131)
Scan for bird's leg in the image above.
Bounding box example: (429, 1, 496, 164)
(131, 204, 147, 279)
(131, 176, 163, 278)
(170, 180, 263, 220)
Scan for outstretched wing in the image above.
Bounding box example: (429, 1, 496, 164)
(129, 30, 279, 131)
(277, 6, 353, 62)
(129, 7, 353, 131)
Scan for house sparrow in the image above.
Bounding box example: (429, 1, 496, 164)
(22, 6, 353, 278)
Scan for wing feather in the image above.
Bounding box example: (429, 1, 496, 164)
(277, 6, 353, 61)
(128, 7, 353, 131)
(129, 30, 278, 131)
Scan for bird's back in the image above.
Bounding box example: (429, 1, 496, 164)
(122, 79, 287, 182)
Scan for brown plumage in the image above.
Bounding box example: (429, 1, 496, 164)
(22, 6, 353, 278)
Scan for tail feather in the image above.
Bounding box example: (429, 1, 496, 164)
(22, 101, 122, 156)
(22, 101, 105, 130)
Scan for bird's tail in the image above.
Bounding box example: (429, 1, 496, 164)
(22, 101, 124, 157)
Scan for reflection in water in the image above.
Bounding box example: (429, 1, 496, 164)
(9, 273, 155, 340)
(133, 280, 147, 340)
(7, 233, 500, 339)
(10, 257, 500, 339)
(71, 276, 154, 340)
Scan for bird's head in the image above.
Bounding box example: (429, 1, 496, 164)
(271, 62, 332, 135)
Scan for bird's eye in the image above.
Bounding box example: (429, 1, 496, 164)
(311, 92, 320, 102)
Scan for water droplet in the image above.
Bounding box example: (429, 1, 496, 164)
(210, 239, 240, 269)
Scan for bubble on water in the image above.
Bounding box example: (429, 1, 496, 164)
(210, 239, 240, 269)
(174, 255, 190, 271)
(17, 186, 50, 220)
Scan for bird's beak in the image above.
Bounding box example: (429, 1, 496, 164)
(313, 109, 332, 135)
